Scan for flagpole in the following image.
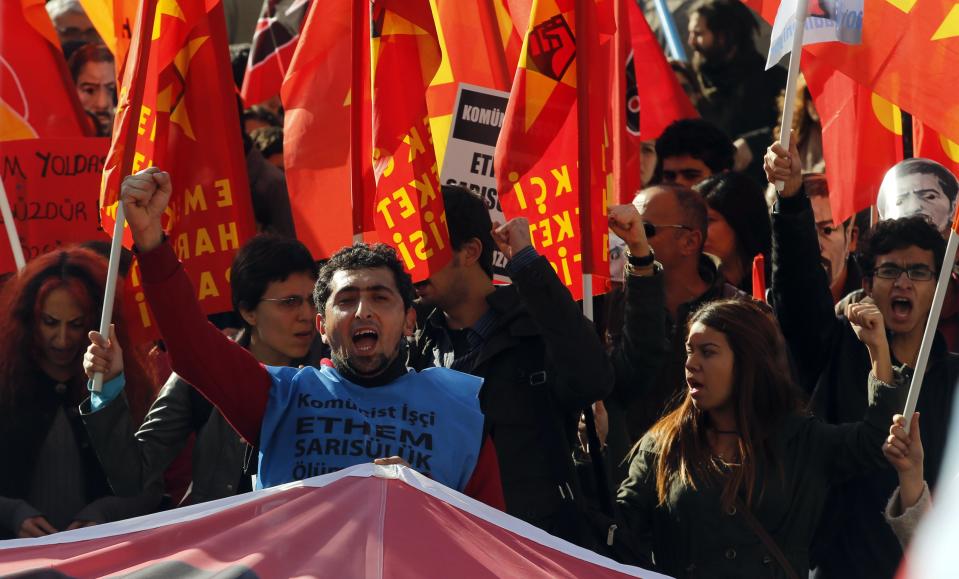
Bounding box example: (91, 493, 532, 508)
(92, 0, 157, 392)
(775, 0, 808, 192)
(0, 180, 26, 271)
(902, 228, 959, 431)
(651, 0, 687, 61)
(350, 0, 366, 241)
(575, 0, 594, 321)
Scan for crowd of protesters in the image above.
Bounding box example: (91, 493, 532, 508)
(2, 0, 957, 578)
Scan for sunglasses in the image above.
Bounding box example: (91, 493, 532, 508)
(260, 295, 318, 310)
(643, 222, 693, 238)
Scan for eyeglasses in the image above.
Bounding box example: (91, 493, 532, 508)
(260, 295, 318, 310)
(643, 222, 693, 238)
(871, 265, 937, 281)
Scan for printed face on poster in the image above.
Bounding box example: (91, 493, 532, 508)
(440, 84, 511, 280)
(0, 138, 110, 274)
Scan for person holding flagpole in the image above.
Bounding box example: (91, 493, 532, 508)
(88, 167, 505, 509)
(765, 140, 959, 578)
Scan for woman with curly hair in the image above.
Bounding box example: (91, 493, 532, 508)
(0, 247, 157, 538)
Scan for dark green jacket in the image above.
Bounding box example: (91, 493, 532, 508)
(616, 373, 906, 579)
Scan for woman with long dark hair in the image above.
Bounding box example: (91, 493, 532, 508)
(695, 172, 771, 294)
(0, 247, 156, 538)
(614, 298, 905, 578)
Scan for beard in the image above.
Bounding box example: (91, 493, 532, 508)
(331, 339, 405, 379)
(692, 43, 730, 72)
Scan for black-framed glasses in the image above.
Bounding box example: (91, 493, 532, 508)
(871, 265, 937, 281)
(260, 295, 317, 310)
(643, 222, 692, 238)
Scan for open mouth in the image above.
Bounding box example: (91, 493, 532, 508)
(352, 328, 379, 353)
(890, 297, 913, 322)
(687, 378, 705, 396)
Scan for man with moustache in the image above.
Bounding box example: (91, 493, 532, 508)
(99, 167, 505, 507)
(688, 0, 785, 180)
(67, 44, 116, 137)
(766, 142, 959, 579)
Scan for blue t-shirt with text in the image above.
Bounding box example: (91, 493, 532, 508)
(258, 365, 485, 491)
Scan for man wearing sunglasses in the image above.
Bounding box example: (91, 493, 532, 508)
(607, 184, 750, 440)
(766, 141, 959, 579)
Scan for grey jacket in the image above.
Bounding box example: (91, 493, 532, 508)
(81, 373, 252, 506)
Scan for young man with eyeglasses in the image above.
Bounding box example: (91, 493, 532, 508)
(81, 234, 321, 506)
(606, 184, 751, 440)
(766, 142, 959, 579)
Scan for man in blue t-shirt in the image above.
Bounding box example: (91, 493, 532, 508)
(85, 167, 505, 508)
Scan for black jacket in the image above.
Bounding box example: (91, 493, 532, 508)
(81, 373, 253, 506)
(771, 192, 959, 579)
(410, 255, 614, 541)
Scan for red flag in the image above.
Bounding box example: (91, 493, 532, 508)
(100, 0, 256, 342)
(914, 120, 959, 179)
(495, 0, 612, 300)
(752, 253, 766, 302)
(0, 0, 92, 140)
(803, 52, 902, 225)
(282, 2, 374, 259)
(77, 0, 140, 76)
(370, 1, 452, 281)
(241, 0, 310, 106)
(627, 0, 698, 143)
(428, 0, 527, 122)
(804, 0, 959, 147)
(749, 0, 959, 158)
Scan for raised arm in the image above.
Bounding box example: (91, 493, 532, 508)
(492, 218, 614, 410)
(122, 168, 272, 445)
(766, 139, 844, 392)
(815, 304, 907, 479)
(606, 204, 669, 406)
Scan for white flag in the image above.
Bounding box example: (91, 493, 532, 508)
(765, 0, 864, 70)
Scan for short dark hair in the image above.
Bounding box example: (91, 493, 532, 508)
(67, 43, 114, 82)
(250, 126, 284, 159)
(858, 215, 946, 275)
(231, 234, 317, 316)
(313, 243, 415, 311)
(691, 0, 760, 57)
(695, 172, 771, 268)
(655, 119, 736, 174)
(894, 158, 959, 203)
(441, 185, 495, 278)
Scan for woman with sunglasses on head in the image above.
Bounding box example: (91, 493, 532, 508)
(0, 248, 158, 539)
(603, 293, 907, 578)
(81, 234, 320, 506)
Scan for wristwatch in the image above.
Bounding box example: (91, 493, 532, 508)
(625, 247, 655, 267)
